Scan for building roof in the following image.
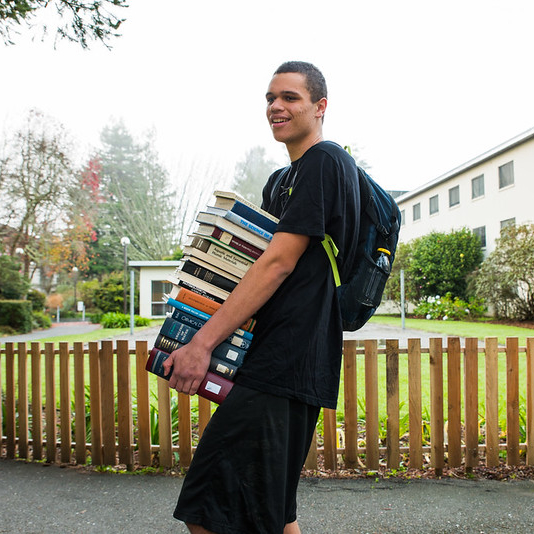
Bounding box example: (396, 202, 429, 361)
(396, 126, 534, 203)
(129, 260, 181, 268)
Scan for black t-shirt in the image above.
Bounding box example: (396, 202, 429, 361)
(235, 141, 361, 409)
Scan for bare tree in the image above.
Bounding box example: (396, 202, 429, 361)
(0, 109, 77, 279)
(0, 0, 127, 49)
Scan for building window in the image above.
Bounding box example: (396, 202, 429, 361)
(500, 217, 516, 231)
(471, 174, 484, 199)
(473, 226, 486, 248)
(400, 209, 405, 226)
(449, 185, 460, 207)
(151, 280, 173, 316)
(499, 161, 514, 189)
(413, 203, 421, 221)
(429, 195, 439, 215)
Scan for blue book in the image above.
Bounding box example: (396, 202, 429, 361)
(166, 297, 253, 342)
(197, 209, 273, 243)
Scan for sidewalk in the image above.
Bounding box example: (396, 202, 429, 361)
(1, 460, 533, 533)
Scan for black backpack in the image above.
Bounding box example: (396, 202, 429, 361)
(322, 165, 401, 330)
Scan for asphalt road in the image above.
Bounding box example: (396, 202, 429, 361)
(1, 460, 534, 533)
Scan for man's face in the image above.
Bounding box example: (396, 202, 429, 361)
(265, 72, 325, 148)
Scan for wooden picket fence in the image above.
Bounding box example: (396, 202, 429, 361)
(1, 337, 533, 474)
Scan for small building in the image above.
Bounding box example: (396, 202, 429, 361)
(129, 260, 181, 318)
(396, 127, 534, 255)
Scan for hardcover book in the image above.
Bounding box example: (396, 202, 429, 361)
(203, 206, 274, 241)
(185, 236, 253, 276)
(194, 225, 264, 258)
(168, 281, 225, 306)
(165, 296, 254, 339)
(180, 258, 240, 292)
(195, 212, 271, 250)
(212, 190, 279, 234)
(145, 348, 234, 404)
(166, 271, 230, 302)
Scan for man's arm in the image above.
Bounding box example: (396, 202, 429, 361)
(162, 231, 311, 394)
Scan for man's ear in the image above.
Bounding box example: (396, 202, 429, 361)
(315, 97, 327, 120)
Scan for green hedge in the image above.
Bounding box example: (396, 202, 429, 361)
(0, 300, 33, 333)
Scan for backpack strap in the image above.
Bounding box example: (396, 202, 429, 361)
(322, 234, 341, 288)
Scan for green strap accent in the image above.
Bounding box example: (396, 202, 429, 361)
(322, 233, 341, 287)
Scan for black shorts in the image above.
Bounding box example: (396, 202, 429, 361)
(173, 384, 320, 534)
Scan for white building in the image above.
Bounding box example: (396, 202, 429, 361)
(129, 260, 181, 318)
(396, 127, 534, 255)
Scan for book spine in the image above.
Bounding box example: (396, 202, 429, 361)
(198, 371, 234, 404)
(169, 288, 256, 333)
(230, 200, 278, 234)
(178, 280, 226, 304)
(211, 228, 263, 259)
(160, 317, 197, 344)
(212, 341, 246, 366)
(209, 357, 239, 380)
(195, 237, 252, 272)
(154, 333, 183, 353)
(222, 210, 273, 241)
(166, 297, 253, 341)
(146, 348, 232, 404)
(181, 260, 238, 293)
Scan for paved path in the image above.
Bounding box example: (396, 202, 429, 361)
(1, 319, 482, 349)
(1, 460, 534, 533)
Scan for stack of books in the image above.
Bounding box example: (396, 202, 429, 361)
(146, 190, 279, 403)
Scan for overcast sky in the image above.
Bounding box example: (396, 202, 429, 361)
(2, 0, 534, 192)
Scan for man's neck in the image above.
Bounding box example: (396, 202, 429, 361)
(287, 133, 324, 162)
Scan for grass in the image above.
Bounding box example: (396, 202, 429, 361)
(369, 315, 534, 346)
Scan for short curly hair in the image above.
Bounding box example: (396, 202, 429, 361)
(273, 61, 327, 103)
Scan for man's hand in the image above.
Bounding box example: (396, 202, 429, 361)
(162, 336, 211, 395)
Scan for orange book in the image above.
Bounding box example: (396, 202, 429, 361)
(169, 285, 255, 333)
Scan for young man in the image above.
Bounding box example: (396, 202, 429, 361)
(163, 61, 361, 534)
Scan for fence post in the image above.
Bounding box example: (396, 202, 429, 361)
(386, 339, 400, 469)
(31, 342, 43, 460)
(343, 340, 358, 468)
(89, 341, 103, 465)
(408, 338, 422, 469)
(135, 341, 152, 466)
(45, 342, 56, 463)
(446, 337, 462, 467)
(323, 408, 337, 471)
(59, 342, 71, 463)
(18, 342, 29, 459)
(485, 337, 500, 467)
(117, 340, 133, 469)
(73, 342, 86, 465)
(5, 342, 16, 459)
(100, 340, 116, 465)
(429, 338, 444, 475)
(178, 392, 192, 468)
(506, 337, 520, 465)
(464, 338, 479, 471)
(198, 397, 212, 439)
(157, 377, 173, 468)
(527, 337, 534, 466)
(364, 339, 379, 470)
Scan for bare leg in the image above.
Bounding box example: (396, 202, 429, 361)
(284, 520, 301, 534)
(186, 524, 215, 534)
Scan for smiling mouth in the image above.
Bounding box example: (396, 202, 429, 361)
(272, 118, 289, 125)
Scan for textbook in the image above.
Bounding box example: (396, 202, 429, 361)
(165, 296, 254, 340)
(195, 212, 271, 250)
(213, 190, 279, 234)
(145, 348, 234, 404)
(203, 206, 274, 242)
(180, 258, 239, 293)
(165, 287, 256, 332)
(185, 236, 253, 277)
(194, 224, 265, 258)
(154, 331, 247, 366)
(166, 271, 230, 302)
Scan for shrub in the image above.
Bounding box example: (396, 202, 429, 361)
(0, 256, 30, 299)
(100, 312, 150, 328)
(27, 288, 47, 311)
(0, 300, 33, 333)
(414, 292, 486, 320)
(33, 311, 52, 329)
